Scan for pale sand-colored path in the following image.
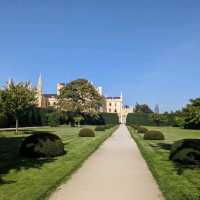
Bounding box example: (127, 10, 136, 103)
(50, 125, 164, 200)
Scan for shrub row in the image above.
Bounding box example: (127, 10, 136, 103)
(0, 109, 119, 128)
(131, 125, 165, 140)
(127, 113, 175, 127)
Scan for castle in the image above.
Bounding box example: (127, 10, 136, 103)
(35, 75, 133, 123)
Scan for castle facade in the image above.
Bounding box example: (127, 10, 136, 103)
(35, 75, 133, 123)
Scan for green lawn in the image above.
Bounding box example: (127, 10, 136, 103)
(0, 125, 117, 200)
(128, 126, 200, 200)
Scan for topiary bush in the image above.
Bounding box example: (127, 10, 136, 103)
(143, 130, 165, 140)
(137, 126, 148, 134)
(19, 132, 65, 158)
(95, 126, 106, 131)
(169, 139, 200, 164)
(79, 128, 95, 137)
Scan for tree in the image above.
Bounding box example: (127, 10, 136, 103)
(0, 80, 36, 133)
(181, 98, 200, 129)
(74, 114, 84, 127)
(58, 79, 105, 115)
(135, 103, 153, 113)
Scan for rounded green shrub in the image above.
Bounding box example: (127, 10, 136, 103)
(137, 126, 148, 134)
(79, 128, 95, 137)
(169, 139, 200, 164)
(95, 126, 106, 131)
(143, 130, 165, 140)
(19, 132, 65, 158)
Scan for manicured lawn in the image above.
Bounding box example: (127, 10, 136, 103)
(0, 125, 117, 200)
(128, 126, 200, 200)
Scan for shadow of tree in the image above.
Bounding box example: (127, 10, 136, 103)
(149, 142, 172, 151)
(174, 162, 200, 175)
(149, 142, 200, 175)
(0, 134, 56, 185)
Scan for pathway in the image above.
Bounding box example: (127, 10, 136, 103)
(50, 124, 164, 200)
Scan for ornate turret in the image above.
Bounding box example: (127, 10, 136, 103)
(36, 74, 43, 107)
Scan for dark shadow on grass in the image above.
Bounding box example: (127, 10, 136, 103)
(149, 142, 172, 151)
(0, 136, 56, 185)
(173, 162, 200, 175)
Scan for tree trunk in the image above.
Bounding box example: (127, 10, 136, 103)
(16, 119, 19, 134)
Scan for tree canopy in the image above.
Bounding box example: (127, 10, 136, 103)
(135, 103, 153, 113)
(58, 79, 105, 115)
(0, 80, 36, 132)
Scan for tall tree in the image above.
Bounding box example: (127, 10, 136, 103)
(135, 103, 153, 113)
(0, 80, 36, 133)
(58, 79, 105, 115)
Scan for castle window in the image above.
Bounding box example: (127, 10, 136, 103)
(114, 109, 117, 113)
(109, 109, 111, 112)
(109, 103, 112, 106)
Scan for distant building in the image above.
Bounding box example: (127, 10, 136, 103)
(35, 75, 133, 123)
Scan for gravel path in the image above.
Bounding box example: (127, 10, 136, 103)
(50, 124, 164, 200)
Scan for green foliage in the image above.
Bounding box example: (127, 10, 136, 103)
(135, 103, 153, 113)
(100, 113, 119, 125)
(126, 113, 154, 126)
(0, 113, 8, 128)
(47, 112, 60, 127)
(73, 114, 84, 127)
(19, 132, 65, 158)
(0, 81, 36, 132)
(170, 139, 200, 164)
(126, 113, 175, 126)
(58, 79, 105, 115)
(174, 117, 185, 128)
(143, 130, 165, 140)
(79, 128, 95, 137)
(182, 98, 200, 129)
(95, 126, 106, 131)
(137, 126, 148, 134)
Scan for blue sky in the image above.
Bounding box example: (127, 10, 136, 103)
(0, 0, 200, 112)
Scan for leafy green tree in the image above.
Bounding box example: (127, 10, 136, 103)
(181, 98, 200, 129)
(58, 79, 105, 115)
(74, 114, 84, 127)
(135, 103, 153, 113)
(0, 80, 36, 133)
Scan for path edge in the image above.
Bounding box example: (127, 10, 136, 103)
(42, 125, 119, 200)
(127, 126, 165, 200)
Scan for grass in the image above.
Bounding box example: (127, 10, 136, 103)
(0, 125, 118, 200)
(128, 126, 200, 200)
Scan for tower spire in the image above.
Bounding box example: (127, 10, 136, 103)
(37, 73, 43, 94)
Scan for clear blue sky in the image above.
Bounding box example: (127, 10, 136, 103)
(0, 0, 200, 112)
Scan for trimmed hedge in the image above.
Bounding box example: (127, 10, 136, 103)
(19, 132, 65, 158)
(170, 139, 200, 164)
(79, 128, 95, 137)
(143, 130, 165, 140)
(95, 126, 106, 131)
(137, 127, 148, 134)
(126, 113, 175, 127)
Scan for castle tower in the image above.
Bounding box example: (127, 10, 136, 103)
(57, 83, 65, 95)
(36, 74, 43, 107)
